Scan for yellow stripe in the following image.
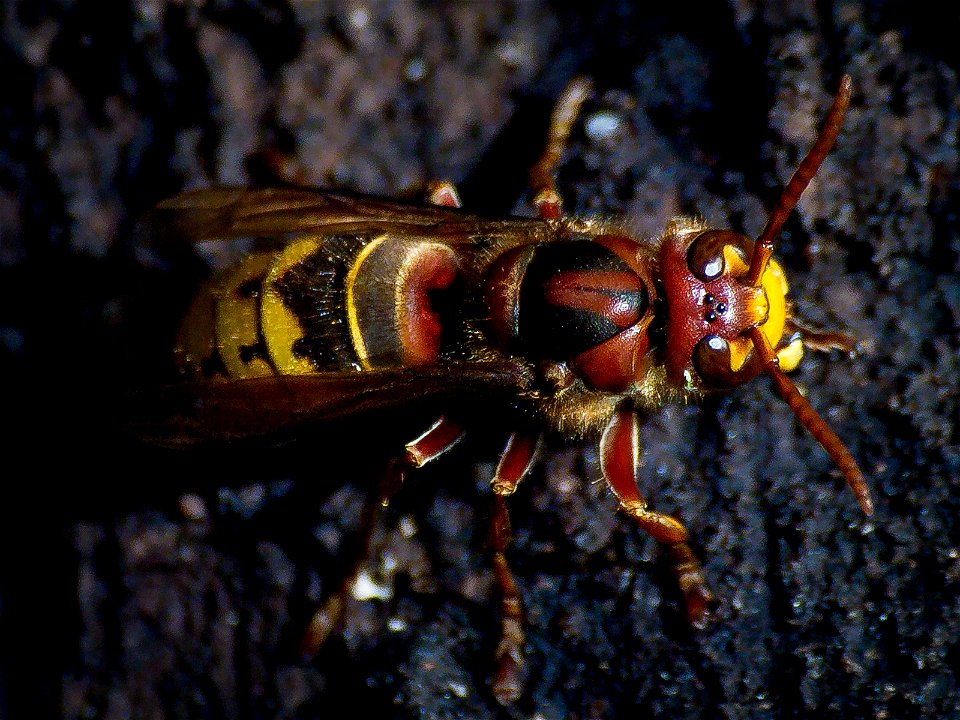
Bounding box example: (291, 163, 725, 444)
(345, 235, 386, 370)
(261, 237, 321, 375)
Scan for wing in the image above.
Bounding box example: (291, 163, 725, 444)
(143, 186, 546, 245)
(126, 359, 534, 448)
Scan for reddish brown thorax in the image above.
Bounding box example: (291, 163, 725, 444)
(484, 234, 657, 394)
(567, 235, 656, 392)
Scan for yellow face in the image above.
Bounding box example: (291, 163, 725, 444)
(722, 246, 801, 375)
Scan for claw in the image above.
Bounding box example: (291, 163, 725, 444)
(492, 644, 524, 706)
(682, 583, 716, 630)
(301, 594, 344, 657)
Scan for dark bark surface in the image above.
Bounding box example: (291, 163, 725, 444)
(2, 2, 958, 718)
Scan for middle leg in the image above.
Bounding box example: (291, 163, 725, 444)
(528, 77, 593, 219)
(487, 430, 542, 705)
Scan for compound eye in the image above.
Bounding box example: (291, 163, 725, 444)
(692, 334, 756, 389)
(686, 230, 749, 282)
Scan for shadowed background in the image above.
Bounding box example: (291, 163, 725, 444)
(1, 2, 958, 718)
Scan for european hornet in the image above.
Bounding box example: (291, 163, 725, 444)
(142, 75, 871, 704)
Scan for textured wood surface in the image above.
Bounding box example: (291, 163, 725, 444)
(2, 3, 957, 718)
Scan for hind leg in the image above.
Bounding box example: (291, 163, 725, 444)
(301, 416, 465, 654)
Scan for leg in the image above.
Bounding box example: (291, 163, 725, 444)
(425, 180, 462, 208)
(599, 409, 715, 627)
(488, 430, 541, 705)
(245, 140, 308, 187)
(301, 415, 466, 655)
(667, 542, 714, 629)
(785, 317, 857, 354)
(529, 77, 593, 219)
(304, 179, 465, 652)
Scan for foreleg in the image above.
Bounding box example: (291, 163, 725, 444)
(599, 409, 714, 627)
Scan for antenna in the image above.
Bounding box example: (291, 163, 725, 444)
(740, 76, 870, 515)
(748, 326, 873, 515)
(744, 75, 853, 287)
